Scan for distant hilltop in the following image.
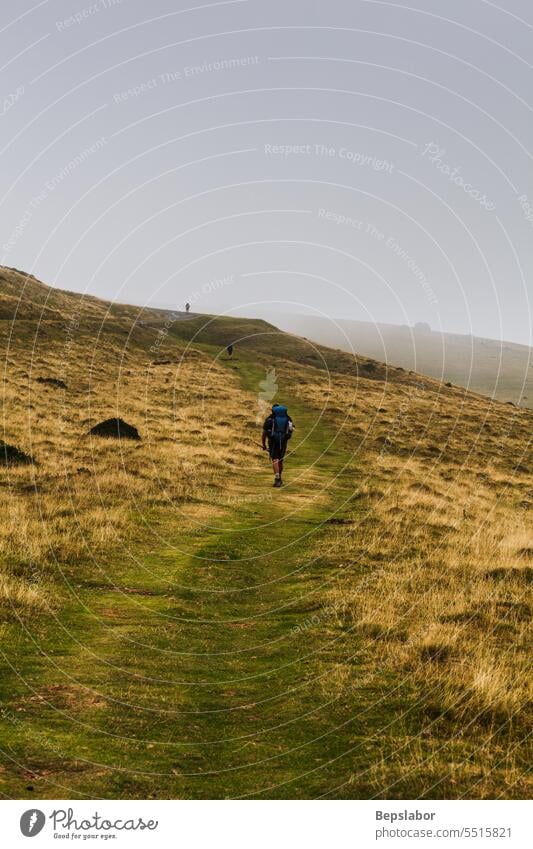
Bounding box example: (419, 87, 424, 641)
(248, 311, 533, 410)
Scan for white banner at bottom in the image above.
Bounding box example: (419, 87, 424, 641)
(2, 799, 531, 848)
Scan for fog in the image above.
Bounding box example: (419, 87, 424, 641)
(1, 0, 532, 345)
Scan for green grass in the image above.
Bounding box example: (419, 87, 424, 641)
(1, 272, 530, 799)
(0, 350, 421, 799)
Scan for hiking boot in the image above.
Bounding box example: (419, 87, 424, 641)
(273, 478, 282, 488)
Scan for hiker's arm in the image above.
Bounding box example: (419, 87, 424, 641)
(261, 417, 270, 449)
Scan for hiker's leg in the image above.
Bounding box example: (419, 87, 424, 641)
(279, 459, 283, 476)
(272, 458, 282, 487)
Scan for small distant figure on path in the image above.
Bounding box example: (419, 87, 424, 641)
(227, 344, 234, 357)
(185, 302, 190, 313)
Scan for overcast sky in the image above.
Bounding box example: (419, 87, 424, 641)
(1, 0, 532, 344)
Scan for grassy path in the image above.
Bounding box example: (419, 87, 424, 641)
(1, 355, 409, 799)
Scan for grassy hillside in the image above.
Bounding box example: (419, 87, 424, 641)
(261, 311, 533, 410)
(0, 267, 531, 799)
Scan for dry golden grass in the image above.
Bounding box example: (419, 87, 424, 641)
(289, 365, 532, 795)
(1, 267, 531, 797)
(323, 470, 532, 719)
(0, 316, 260, 615)
(0, 574, 50, 615)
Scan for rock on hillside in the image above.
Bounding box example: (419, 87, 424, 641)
(89, 418, 141, 440)
(0, 441, 34, 465)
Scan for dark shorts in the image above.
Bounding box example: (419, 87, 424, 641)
(268, 437, 288, 460)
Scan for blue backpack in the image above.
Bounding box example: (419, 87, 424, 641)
(271, 405, 291, 440)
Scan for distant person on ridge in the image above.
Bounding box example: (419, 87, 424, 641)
(185, 302, 190, 313)
(262, 404, 294, 487)
(227, 344, 233, 357)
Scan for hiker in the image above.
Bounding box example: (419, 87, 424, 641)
(262, 403, 294, 487)
(227, 344, 233, 357)
(185, 302, 190, 313)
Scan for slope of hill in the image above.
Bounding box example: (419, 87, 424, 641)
(0, 267, 531, 799)
(258, 312, 533, 410)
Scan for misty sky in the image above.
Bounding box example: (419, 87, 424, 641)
(1, 0, 532, 344)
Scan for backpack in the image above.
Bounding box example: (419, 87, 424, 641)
(271, 405, 291, 440)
